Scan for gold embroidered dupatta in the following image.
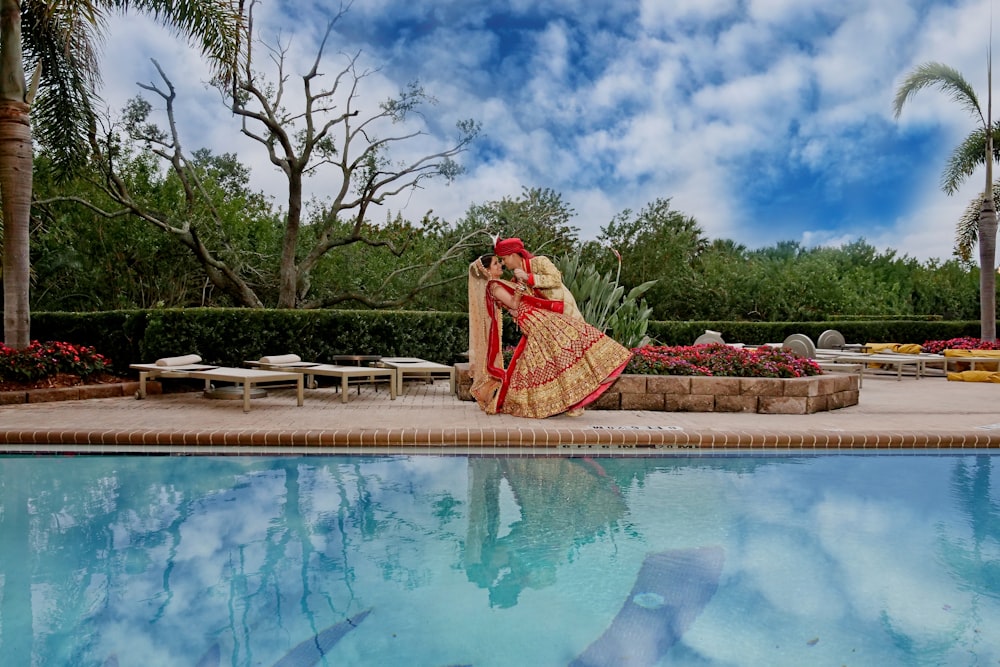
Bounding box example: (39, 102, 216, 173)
(468, 261, 506, 413)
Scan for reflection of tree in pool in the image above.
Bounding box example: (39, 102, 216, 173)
(1, 457, 236, 664)
(939, 456, 1000, 595)
(594, 456, 792, 492)
(899, 455, 1000, 660)
(464, 458, 628, 608)
(0, 457, 391, 665)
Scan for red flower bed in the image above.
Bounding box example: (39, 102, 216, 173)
(626, 343, 822, 378)
(920, 337, 1000, 354)
(0, 341, 118, 390)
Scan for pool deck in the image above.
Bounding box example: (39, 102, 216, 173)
(2, 373, 1000, 455)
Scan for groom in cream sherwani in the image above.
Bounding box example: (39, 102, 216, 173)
(493, 237, 583, 322)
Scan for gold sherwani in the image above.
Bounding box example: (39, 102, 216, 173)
(521, 255, 583, 321)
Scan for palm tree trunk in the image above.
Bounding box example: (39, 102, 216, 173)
(982, 56, 997, 343)
(0, 0, 31, 349)
(979, 199, 998, 341)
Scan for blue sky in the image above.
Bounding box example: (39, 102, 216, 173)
(100, 0, 1000, 262)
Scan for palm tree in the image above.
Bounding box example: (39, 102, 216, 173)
(1, 0, 243, 348)
(894, 61, 998, 341)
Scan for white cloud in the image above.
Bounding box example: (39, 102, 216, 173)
(638, 0, 741, 30)
(90, 0, 1000, 261)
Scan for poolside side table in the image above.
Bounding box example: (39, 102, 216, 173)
(331, 354, 382, 366)
(247, 360, 396, 402)
(378, 357, 456, 395)
(330, 355, 388, 394)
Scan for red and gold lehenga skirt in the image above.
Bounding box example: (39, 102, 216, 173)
(497, 300, 632, 419)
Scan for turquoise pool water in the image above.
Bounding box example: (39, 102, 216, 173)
(1, 453, 998, 666)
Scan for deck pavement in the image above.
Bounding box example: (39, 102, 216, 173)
(2, 373, 999, 454)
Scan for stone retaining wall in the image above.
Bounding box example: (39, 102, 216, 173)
(0, 381, 159, 405)
(454, 363, 859, 414)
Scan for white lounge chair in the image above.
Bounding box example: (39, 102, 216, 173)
(131, 355, 305, 412)
(378, 357, 456, 395)
(247, 354, 397, 403)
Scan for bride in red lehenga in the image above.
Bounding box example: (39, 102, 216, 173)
(468, 254, 632, 419)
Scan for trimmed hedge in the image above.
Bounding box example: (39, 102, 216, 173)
(644, 320, 981, 347)
(30, 309, 984, 376)
(33, 309, 467, 375)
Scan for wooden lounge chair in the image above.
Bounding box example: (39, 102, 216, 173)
(817, 350, 927, 381)
(378, 357, 456, 395)
(131, 355, 305, 412)
(247, 354, 397, 403)
(942, 349, 1000, 372)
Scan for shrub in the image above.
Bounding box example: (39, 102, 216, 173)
(558, 252, 656, 348)
(0, 341, 110, 383)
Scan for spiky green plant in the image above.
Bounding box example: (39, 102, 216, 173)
(557, 252, 656, 348)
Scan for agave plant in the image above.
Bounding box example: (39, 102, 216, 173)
(557, 251, 656, 348)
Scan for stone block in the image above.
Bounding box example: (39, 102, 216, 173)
(779, 376, 818, 396)
(668, 394, 715, 411)
(0, 391, 27, 405)
(611, 375, 647, 393)
(758, 396, 809, 414)
(827, 389, 860, 409)
(690, 376, 739, 396)
(646, 375, 691, 394)
(590, 391, 621, 410)
(740, 377, 785, 396)
(805, 395, 828, 413)
(815, 374, 851, 395)
(621, 392, 664, 411)
(80, 385, 124, 400)
(28, 387, 81, 403)
(714, 395, 759, 412)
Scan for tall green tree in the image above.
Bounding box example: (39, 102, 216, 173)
(77, 8, 481, 309)
(894, 61, 997, 341)
(595, 198, 707, 320)
(457, 186, 580, 259)
(1, 0, 243, 348)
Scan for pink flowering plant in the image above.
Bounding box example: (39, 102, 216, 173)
(920, 337, 1000, 354)
(0, 341, 110, 384)
(626, 343, 822, 378)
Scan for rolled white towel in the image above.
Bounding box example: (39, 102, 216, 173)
(259, 354, 301, 365)
(155, 354, 202, 367)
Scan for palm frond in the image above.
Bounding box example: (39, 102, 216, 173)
(20, 1, 244, 178)
(941, 121, 1000, 194)
(115, 0, 245, 84)
(893, 62, 984, 123)
(954, 182, 1000, 261)
(22, 1, 105, 177)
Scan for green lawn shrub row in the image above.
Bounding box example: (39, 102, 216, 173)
(30, 309, 983, 376)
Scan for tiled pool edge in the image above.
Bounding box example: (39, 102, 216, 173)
(3, 427, 1000, 454)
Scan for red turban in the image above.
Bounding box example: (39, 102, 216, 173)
(494, 237, 534, 258)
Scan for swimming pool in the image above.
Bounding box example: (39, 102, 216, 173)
(1, 453, 998, 665)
